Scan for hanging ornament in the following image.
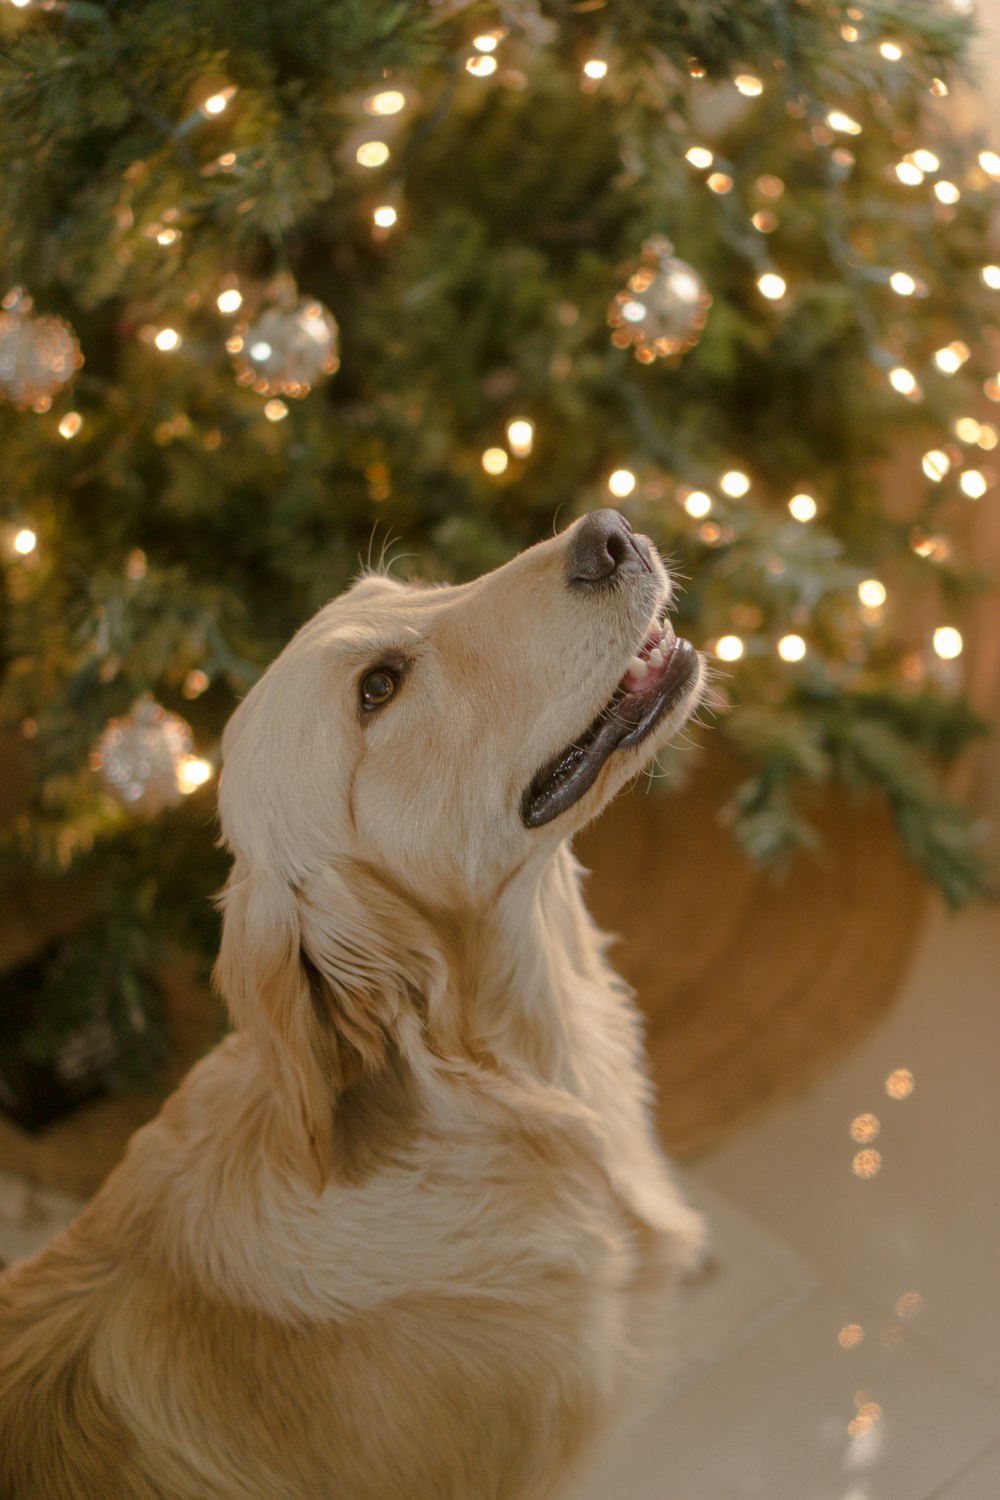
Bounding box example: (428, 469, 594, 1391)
(90, 696, 194, 815)
(608, 238, 712, 364)
(0, 288, 84, 412)
(228, 281, 340, 398)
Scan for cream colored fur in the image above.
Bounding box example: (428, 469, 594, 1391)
(0, 518, 706, 1500)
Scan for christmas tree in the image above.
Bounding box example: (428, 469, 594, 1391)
(0, 0, 995, 1101)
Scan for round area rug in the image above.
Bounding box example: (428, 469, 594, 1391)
(577, 741, 927, 1159)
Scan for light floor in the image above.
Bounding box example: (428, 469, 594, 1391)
(1, 902, 998, 1499)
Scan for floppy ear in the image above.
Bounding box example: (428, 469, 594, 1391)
(215, 857, 449, 1192)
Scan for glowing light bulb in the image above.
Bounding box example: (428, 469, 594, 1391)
(789, 493, 817, 521)
(356, 141, 390, 167)
(752, 211, 778, 233)
(582, 59, 608, 80)
(757, 272, 787, 300)
(482, 447, 508, 475)
(982, 265, 1000, 289)
(858, 579, 887, 607)
(880, 41, 903, 60)
(934, 180, 960, 204)
(608, 468, 636, 498)
(911, 149, 939, 173)
(216, 288, 243, 314)
(685, 146, 714, 169)
(734, 74, 763, 96)
(838, 1324, 865, 1349)
(827, 111, 862, 135)
(365, 90, 405, 115)
(720, 469, 750, 497)
(852, 1149, 882, 1179)
(156, 227, 180, 246)
(58, 412, 82, 439)
(202, 87, 236, 117)
(473, 32, 501, 52)
(684, 490, 712, 518)
(889, 272, 917, 296)
(13, 528, 36, 555)
(979, 150, 1000, 178)
(895, 162, 924, 185)
(959, 469, 987, 498)
(977, 423, 998, 450)
(264, 399, 288, 422)
(154, 327, 181, 352)
(889, 367, 919, 398)
(886, 1067, 914, 1098)
(922, 450, 950, 481)
(778, 634, 806, 661)
(933, 626, 963, 659)
(934, 343, 967, 374)
(176, 755, 213, 794)
(506, 418, 534, 456)
(373, 205, 398, 228)
(466, 54, 498, 76)
(954, 417, 982, 443)
(715, 634, 745, 661)
(707, 172, 734, 194)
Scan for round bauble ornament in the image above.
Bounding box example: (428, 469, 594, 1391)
(90, 696, 194, 815)
(0, 288, 84, 412)
(608, 238, 712, 364)
(229, 292, 340, 398)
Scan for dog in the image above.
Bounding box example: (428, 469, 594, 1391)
(0, 509, 707, 1500)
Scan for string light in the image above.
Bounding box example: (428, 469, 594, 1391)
(858, 579, 886, 607)
(216, 289, 243, 314)
(934, 181, 960, 204)
(264, 399, 288, 422)
(838, 1324, 865, 1349)
(757, 272, 787, 300)
(889, 272, 917, 296)
(582, 59, 608, 80)
(979, 150, 1000, 178)
(827, 111, 862, 135)
(707, 172, 734, 194)
(356, 142, 390, 167)
(720, 469, 750, 497)
(934, 341, 969, 373)
(684, 490, 712, 517)
(466, 55, 497, 76)
(889, 367, 921, 399)
(933, 626, 963, 659)
(201, 87, 236, 117)
(373, 205, 398, 228)
(715, 634, 745, 661)
(365, 90, 405, 115)
(608, 468, 636, 497)
(911, 149, 939, 173)
(13, 528, 37, 555)
(978, 424, 998, 450)
(852, 1148, 882, 1179)
(778, 633, 806, 661)
(879, 41, 903, 61)
(895, 161, 924, 185)
(959, 469, 987, 498)
(954, 416, 982, 442)
(183, 670, 210, 700)
(176, 755, 213, 794)
(734, 74, 763, 96)
(752, 211, 778, 233)
(921, 449, 950, 481)
(473, 31, 502, 52)
(981, 265, 1000, 290)
(850, 1113, 881, 1143)
(58, 411, 83, 439)
(685, 146, 713, 169)
(154, 327, 181, 352)
(482, 447, 508, 475)
(756, 175, 784, 198)
(506, 418, 534, 456)
(789, 493, 817, 521)
(886, 1067, 914, 1098)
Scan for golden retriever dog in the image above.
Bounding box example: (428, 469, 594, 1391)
(0, 509, 707, 1500)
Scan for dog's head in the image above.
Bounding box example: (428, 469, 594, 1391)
(215, 511, 704, 1185)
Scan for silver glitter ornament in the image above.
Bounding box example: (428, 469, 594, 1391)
(608, 238, 712, 364)
(90, 697, 194, 815)
(0, 288, 84, 412)
(229, 290, 340, 398)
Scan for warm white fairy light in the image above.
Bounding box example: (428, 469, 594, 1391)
(757, 272, 787, 300)
(954, 416, 982, 443)
(756, 175, 784, 198)
(895, 161, 924, 185)
(202, 87, 236, 117)
(982, 265, 1000, 290)
(216, 288, 243, 314)
(858, 579, 887, 607)
(356, 141, 390, 167)
(582, 59, 608, 80)
(734, 74, 763, 96)
(482, 447, 508, 475)
(880, 41, 903, 61)
(959, 469, 987, 498)
(365, 90, 406, 114)
(715, 634, 745, 661)
(789, 493, 817, 521)
(933, 626, 963, 659)
(466, 55, 498, 76)
(13, 528, 36, 555)
(934, 341, 969, 373)
(979, 150, 1000, 178)
(827, 111, 862, 135)
(264, 399, 288, 422)
(176, 755, 213, 794)
(889, 272, 917, 296)
(778, 634, 806, 661)
(373, 205, 398, 228)
(685, 146, 713, 169)
(473, 32, 502, 52)
(608, 468, 636, 498)
(978, 424, 998, 450)
(720, 469, 750, 497)
(911, 149, 939, 173)
(684, 490, 712, 518)
(752, 211, 778, 233)
(58, 411, 83, 439)
(922, 450, 950, 481)
(707, 173, 734, 194)
(889, 367, 920, 398)
(841, 25, 859, 42)
(506, 418, 534, 456)
(156, 227, 181, 246)
(154, 327, 181, 352)
(934, 180, 960, 204)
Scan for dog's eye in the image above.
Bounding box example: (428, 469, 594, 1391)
(359, 668, 398, 711)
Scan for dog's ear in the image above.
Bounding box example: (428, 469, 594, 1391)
(215, 858, 449, 1192)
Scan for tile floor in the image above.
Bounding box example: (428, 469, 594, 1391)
(2, 901, 998, 1498)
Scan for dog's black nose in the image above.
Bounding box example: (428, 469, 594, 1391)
(566, 509, 648, 586)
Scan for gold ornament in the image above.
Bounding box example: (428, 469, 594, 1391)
(608, 238, 712, 364)
(0, 288, 84, 412)
(228, 284, 340, 398)
(90, 696, 195, 815)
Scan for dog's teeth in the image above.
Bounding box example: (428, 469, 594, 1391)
(627, 656, 648, 678)
(649, 648, 664, 667)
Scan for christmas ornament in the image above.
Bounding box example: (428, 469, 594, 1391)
(0, 288, 84, 412)
(608, 238, 712, 364)
(229, 287, 340, 398)
(90, 696, 194, 815)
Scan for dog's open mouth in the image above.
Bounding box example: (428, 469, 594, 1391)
(521, 618, 699, 828)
